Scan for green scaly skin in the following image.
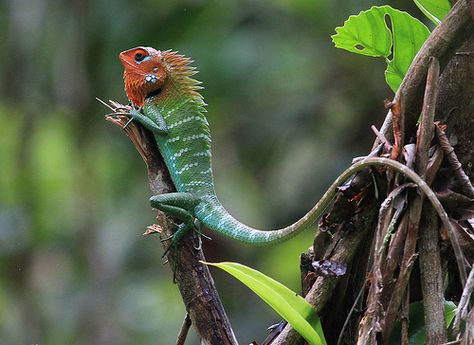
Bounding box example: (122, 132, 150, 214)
(127, 88, 438, 246)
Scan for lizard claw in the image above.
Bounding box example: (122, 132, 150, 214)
(161, 242, 173, 259)
(193, 234, 202, 251)
(160, 234, 174, 243)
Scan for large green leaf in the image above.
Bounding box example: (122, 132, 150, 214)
(204, 261, 326, 345)
(332, 6, 430, 92)
(389, 300, 457, 345)
(413, 0, 451, 25)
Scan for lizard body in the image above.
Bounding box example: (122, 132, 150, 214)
(118, 46, 430, 245)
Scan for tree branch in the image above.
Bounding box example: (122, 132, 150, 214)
(104, 106, 238, 345)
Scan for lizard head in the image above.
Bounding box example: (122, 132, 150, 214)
(119, 46, 203, 108)
(119, 46, 167, 107)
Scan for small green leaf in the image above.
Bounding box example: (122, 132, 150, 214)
(445, 301, 456, 326)
(332, 6, 430, 92)
(413, 0, 451, 25)
(203, 261, 326, 345)
(389, 300, 457, 345)
(332, 7, 392, 58)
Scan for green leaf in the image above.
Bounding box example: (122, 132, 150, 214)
(332, 6, 430, 92)
(413, 0, 451, 25)
(203, 261, 326, 345)
(389, 300, 457, 345)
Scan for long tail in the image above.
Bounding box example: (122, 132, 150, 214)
(194, 157, 437, 245)
(195, 193, 322, 244)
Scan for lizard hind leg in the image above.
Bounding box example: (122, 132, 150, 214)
(150, 192, 199, 213)
(150, 193, 200, 254)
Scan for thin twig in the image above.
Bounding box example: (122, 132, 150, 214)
(382, 215, 408, 291)
(464, 307, 474, 344)
(425, 146, 444, 186)
(401, 289, 409, 345)
(176, 313, 192, 345)
(336, 276, 367, 345)
(435, 124, 474, 199)
(371, 125, 393, 151)
(388, 100, 403, 160)
(96, 97, 116, 111)
(415, 57, 440, 179)
(453, 263, 474, 333)
(439, 340, 462, 345)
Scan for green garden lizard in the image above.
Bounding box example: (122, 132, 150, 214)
(118, 46, 435, 246)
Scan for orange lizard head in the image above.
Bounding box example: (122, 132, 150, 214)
(119, 46, 167, 107)
(120, 46, 204, 108)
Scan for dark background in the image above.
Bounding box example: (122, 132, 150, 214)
(0, 0, 430, 344)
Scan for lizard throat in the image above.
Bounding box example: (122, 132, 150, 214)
(146, 87, 163, 100)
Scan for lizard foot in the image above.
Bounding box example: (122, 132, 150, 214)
(161, 222, 194, 259)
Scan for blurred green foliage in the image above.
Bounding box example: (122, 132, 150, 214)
(0, 0, 427, 344)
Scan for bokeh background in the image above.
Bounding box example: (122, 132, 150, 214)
(0, 0, 431, 344)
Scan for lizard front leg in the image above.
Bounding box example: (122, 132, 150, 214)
(127, 106, 168, 135)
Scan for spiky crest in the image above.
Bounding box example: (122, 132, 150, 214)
(161, 50, 206, 107)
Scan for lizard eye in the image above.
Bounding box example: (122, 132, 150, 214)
(134, 52, 146, 62)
